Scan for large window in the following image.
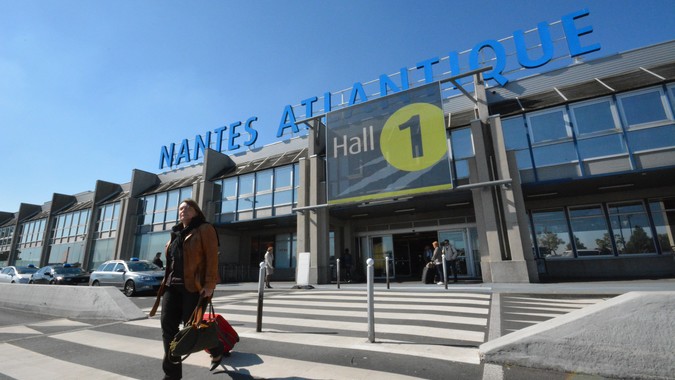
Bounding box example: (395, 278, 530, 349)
(618, 88, 675, 154)
(650, 198, 675, 254)
(0, 225, 14, 266)
(531, 198, 671, 259)
(48, 209, 90, 265)
(608, 202, 656, 254)
(14, 219, 45, 266)
(137, 187, 192, 232)
(501, 84, 675, 182)
(568, 206, 612, 256)
(51, 209, 90, 245)
(214, 163, 299, 223)
(502, 116, 533, 172)
(94, 202, 120, 239)
(531, 210, 571, 258)
(528, 107, 571, 144)
(450, 127, 474, 179)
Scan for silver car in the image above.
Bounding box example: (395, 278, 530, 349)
(0, 265, 39, 284)
(89, 258, 164, 296)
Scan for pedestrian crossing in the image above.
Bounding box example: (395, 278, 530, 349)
(0, 290, 607, 379)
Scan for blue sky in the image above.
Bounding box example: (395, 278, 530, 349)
(1, 0, 674, 212)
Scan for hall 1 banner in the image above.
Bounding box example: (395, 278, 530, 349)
(326, 83, 452, 205)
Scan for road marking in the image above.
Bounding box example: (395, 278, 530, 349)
(48, 329, 444, 377)
(0, 325, 42, 335)
(0, 343, 137, 380)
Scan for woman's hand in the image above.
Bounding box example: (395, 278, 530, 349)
(201, 287, 214, 298)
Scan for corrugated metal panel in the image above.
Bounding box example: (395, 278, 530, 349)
(141, 175, 201, 196)
(224, 148, 307, 178)
(25, 210, 49, 222)
(59, 200, 93, 213)
(1, 217, 17, 227)
(488, 40, 675, 102)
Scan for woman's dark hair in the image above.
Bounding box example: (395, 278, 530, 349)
(180, 198, 206, 222)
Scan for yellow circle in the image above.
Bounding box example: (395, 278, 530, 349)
(380, 103, 447, 171)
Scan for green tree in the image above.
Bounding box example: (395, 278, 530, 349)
(624, 225, 655, 253)
(538, 231, 565, 255)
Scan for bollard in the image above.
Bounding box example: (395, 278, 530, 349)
(256, 261, 265, 332)
(336, 258, 341, 289)
(442, 253, 448, 290)
(385, 256, 390, 290)
(366, 258, 375, 343)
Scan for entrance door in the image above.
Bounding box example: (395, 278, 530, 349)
(362, 235, 394, 279)
(438, 229, 473, 277)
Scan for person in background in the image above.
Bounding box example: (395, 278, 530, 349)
(341, 248, 353, 282)
(431, 240, 444, 285)
(264, 245, 274, 289)
(153, 251, 164, 269)
(155, 199, 224, 379)
(443, 239, 460, 283)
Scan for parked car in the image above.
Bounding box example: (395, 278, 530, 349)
(89, 258, 164, 296)
(29, 264, 90, 285)
(0, 265, 39, 284)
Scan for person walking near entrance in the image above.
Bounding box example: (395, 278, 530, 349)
(431, 241, 444, 285)
(264, 245, 274, 289)
(443, 239, 460, 283)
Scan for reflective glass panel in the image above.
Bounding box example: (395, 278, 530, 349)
(627, 124, 675, 152)
(528, 109, 569, 143)
(650, 198, 675, 254)
(568, 206, 612, 256)
(531, 210, 571, 258)
(450, 128, 474, 159)
(609, 202, 655, 254)
(532, 142, 577, 167)
(571, 99, 618, 135)
(577, 134, 627, 159)
(502, 117, 529, 150)
(274, 166, 293, 188)
(619, 90, 667, 127)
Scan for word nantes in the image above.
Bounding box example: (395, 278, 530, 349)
(159, 8, 600, 169)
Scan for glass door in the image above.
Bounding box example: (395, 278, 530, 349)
(361, 235, 394, 279)
(438, 229, 473, 277)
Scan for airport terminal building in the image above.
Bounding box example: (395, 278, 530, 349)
(2, 15, 674, 284)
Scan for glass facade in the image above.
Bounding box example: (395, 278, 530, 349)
(501, 84, 675, 182)
(214, 163, 299, 223)
(531, 198, 674, 259)
(0, 225, 14, 266)
(49, 209, 90, 265)
(135, 186, 193, 261)
(15, 219, 46, 266)
(89, 202, 121, 269)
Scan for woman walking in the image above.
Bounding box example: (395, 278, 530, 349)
(156, 199, 224, 379)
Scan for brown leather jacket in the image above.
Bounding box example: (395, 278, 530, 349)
(164, 222, 219, 293)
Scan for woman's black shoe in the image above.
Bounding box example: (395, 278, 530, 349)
(210, 354, 223, 371)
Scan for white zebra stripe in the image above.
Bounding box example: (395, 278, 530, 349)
(47, 329, 434, 378)
(0, 343, 138, 380)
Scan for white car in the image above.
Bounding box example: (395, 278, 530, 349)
(0, 265, 39, 284)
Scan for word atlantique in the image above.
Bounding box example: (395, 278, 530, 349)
(159, 9, 600, 169)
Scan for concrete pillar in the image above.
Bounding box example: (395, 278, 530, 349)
(488, 116, 538, 282)
(309, 154, 329, 284)
(296, 157, 310, 255)
(469, 119, 505, 282)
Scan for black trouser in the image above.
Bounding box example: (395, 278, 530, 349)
(447, 260, 458, 282)
(160, 284, 223, 379)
